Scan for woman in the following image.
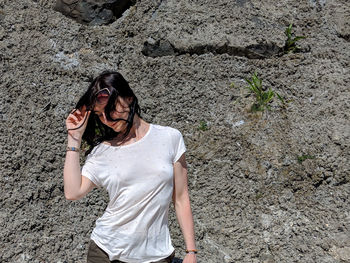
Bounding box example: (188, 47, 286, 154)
(64, 71, 197, 263)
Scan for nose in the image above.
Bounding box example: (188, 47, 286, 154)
(101, 112, 118, 128)
(101, 112, 110, 124)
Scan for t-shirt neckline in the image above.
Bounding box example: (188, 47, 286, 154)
(101, 124, 152, 150)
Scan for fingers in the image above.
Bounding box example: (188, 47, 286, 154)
(80, 105, 91, 116)
(70, 108, 89, 122)
(67, 106, 92, 124)
(81, 105, 87, 113)
(78, 109, 92, 124)
(66, 106, 92, 131)
(67, 113, 80, 126)
(74, 110, 84, 122)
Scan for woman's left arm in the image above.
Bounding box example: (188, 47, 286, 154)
(173, 153, 197, 263)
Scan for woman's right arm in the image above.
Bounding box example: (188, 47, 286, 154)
(64, 107, 96, 200)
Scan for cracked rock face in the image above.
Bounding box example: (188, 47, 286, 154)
(142, 38, 283, 59)
(54, 0, 133, 25)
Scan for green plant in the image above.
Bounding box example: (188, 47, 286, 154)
(198, 120, 208, 131)
(245, 72, 285, 112)
(297, 154, 315, 164)
(284, 23, 306, 53)
(255, 192, 263, 200)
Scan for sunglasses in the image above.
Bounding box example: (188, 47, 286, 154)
(96, 88, 111, 104)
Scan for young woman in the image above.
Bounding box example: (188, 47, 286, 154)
(64, 71, 197, 263)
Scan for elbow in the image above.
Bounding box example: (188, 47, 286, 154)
(64, 191, 81, 201)
(65, 194, 78, 201)
(174, 193, 191, 210)
(173, 196, 186, 210)
(64, 183, 83, 200)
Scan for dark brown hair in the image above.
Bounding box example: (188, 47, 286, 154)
(75, 71, 141, 155)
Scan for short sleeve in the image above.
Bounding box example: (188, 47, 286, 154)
(173, 129, 186, 163)
(81, 156, 102, 188)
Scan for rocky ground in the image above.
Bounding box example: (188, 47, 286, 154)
(0, 0, 349, 262)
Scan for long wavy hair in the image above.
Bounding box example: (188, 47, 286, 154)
(75, 71, 141, 155)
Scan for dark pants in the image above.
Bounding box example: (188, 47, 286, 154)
(87, 240, 175, 263)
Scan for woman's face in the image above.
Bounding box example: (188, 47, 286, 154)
(93, 96, 132, 133)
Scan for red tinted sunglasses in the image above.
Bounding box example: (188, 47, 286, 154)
(96, 88, 111, 104)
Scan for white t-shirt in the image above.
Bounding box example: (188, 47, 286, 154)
(82, 124, 186, 263)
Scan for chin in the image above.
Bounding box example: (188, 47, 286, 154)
(112, 124, 127, 133)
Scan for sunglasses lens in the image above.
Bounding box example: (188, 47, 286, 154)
(96, 89, 110, 104)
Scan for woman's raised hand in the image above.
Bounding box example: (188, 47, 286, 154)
(66, 106, 91, 139)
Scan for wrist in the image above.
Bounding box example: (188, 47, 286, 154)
(185, 249, 198, 254)
(66, 146, 80, 153)
(67, 133, 82, 146)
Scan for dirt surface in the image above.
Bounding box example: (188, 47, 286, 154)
(1, 0, 350, 262)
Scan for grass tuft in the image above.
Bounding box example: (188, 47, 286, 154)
(244, 72, 285, 112)
(198, 120, 209, 131)
(284, 23, 306, 53)
(297, 155, 315, 164)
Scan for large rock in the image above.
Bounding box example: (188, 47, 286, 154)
(53, 0, 133, 25)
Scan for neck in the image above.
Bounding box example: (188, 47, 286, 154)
(128, 115, 142, 138)
(116, 115, 148, 142)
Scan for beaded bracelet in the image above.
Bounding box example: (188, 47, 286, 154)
(185, 249, 198, 254)
(66, 146, 80, 152)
